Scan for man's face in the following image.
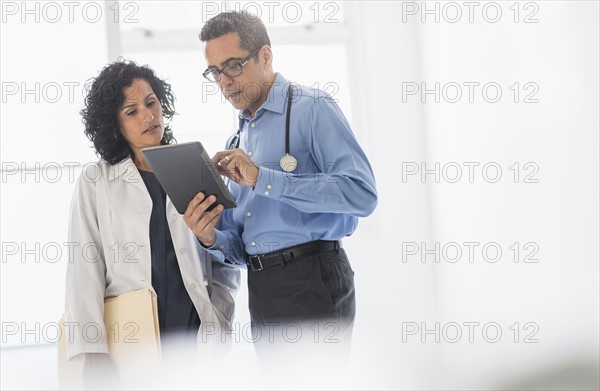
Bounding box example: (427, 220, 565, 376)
(204, 32, 268, 113)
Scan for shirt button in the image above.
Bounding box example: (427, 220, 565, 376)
(250, 122, 256, 128)
(266, 184, 272, 190)
(248, 151, 253, 157)
(203, 279, 209, 287)
(179, 248, 187, 255)
(264, 191, 270, 196)
(190, 283, 196, 289)
(251, 241, 256, 246)
(170, 213, 177, 222)
(246, 211, 252, 217)
(220, 244, 225, 249)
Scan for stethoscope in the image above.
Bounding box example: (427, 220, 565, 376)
(226, 84, 298, 173)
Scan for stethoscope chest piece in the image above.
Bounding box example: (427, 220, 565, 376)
(280, 154, 298, 172)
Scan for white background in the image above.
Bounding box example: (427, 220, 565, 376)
(1, 1, 599, 389)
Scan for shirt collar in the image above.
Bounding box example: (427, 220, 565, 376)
(239, 73, 289, 120)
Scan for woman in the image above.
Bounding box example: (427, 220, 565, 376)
(64, 60, 239, 384)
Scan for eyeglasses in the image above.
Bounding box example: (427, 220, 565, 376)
(203, 48, 260, 83)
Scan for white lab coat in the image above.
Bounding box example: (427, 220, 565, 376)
(64, 157, 240, 359)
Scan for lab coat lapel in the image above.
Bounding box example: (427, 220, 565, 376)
(103, 158, 153, 287)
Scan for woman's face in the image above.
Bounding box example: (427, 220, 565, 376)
(117, 78, 164, 153)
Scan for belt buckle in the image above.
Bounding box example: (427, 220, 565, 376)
(249, 255, 264, 271)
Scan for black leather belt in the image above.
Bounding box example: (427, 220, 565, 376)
(246, 240, 341, 272)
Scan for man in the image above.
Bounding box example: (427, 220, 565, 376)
(184, 10, 377, 346)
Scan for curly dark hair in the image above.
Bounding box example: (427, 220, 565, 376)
(199, 10, 271, 52)
(80, 60, 176, 165)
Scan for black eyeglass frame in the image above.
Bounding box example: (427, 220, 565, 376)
(202, 47, 261, 82)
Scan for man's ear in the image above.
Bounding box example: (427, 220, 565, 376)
(260, 46, 273, 69)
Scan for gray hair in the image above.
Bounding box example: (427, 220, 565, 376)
(199, 10, 271, 53)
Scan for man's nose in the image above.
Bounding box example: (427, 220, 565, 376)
(219, 73, 235, 88)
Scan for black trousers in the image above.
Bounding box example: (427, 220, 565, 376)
(247, 245, 356, 352)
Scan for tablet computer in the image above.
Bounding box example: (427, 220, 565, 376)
(141, 142, 236, 214)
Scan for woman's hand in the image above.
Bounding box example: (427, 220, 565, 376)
(183, 192, 223, 247)
(83, 353, 118, 389)
(212, 149, 259, 188)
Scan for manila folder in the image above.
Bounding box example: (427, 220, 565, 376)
(58, 288, 161, 388)
(103, 288, 161, 375)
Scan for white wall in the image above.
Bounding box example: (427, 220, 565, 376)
(350, 1, 599, 389)
(421, 1, 599, 385)
(343, 2, 441, 388)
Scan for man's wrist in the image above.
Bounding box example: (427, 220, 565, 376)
(250, 164, 259, 188)
(199, 236, 216, 249)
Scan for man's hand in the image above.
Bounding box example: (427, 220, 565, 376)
(213, 149, 259, 188)
(183, 192, 223, 247)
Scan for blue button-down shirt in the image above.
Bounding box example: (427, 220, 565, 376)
(207, 73, 377, 266)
